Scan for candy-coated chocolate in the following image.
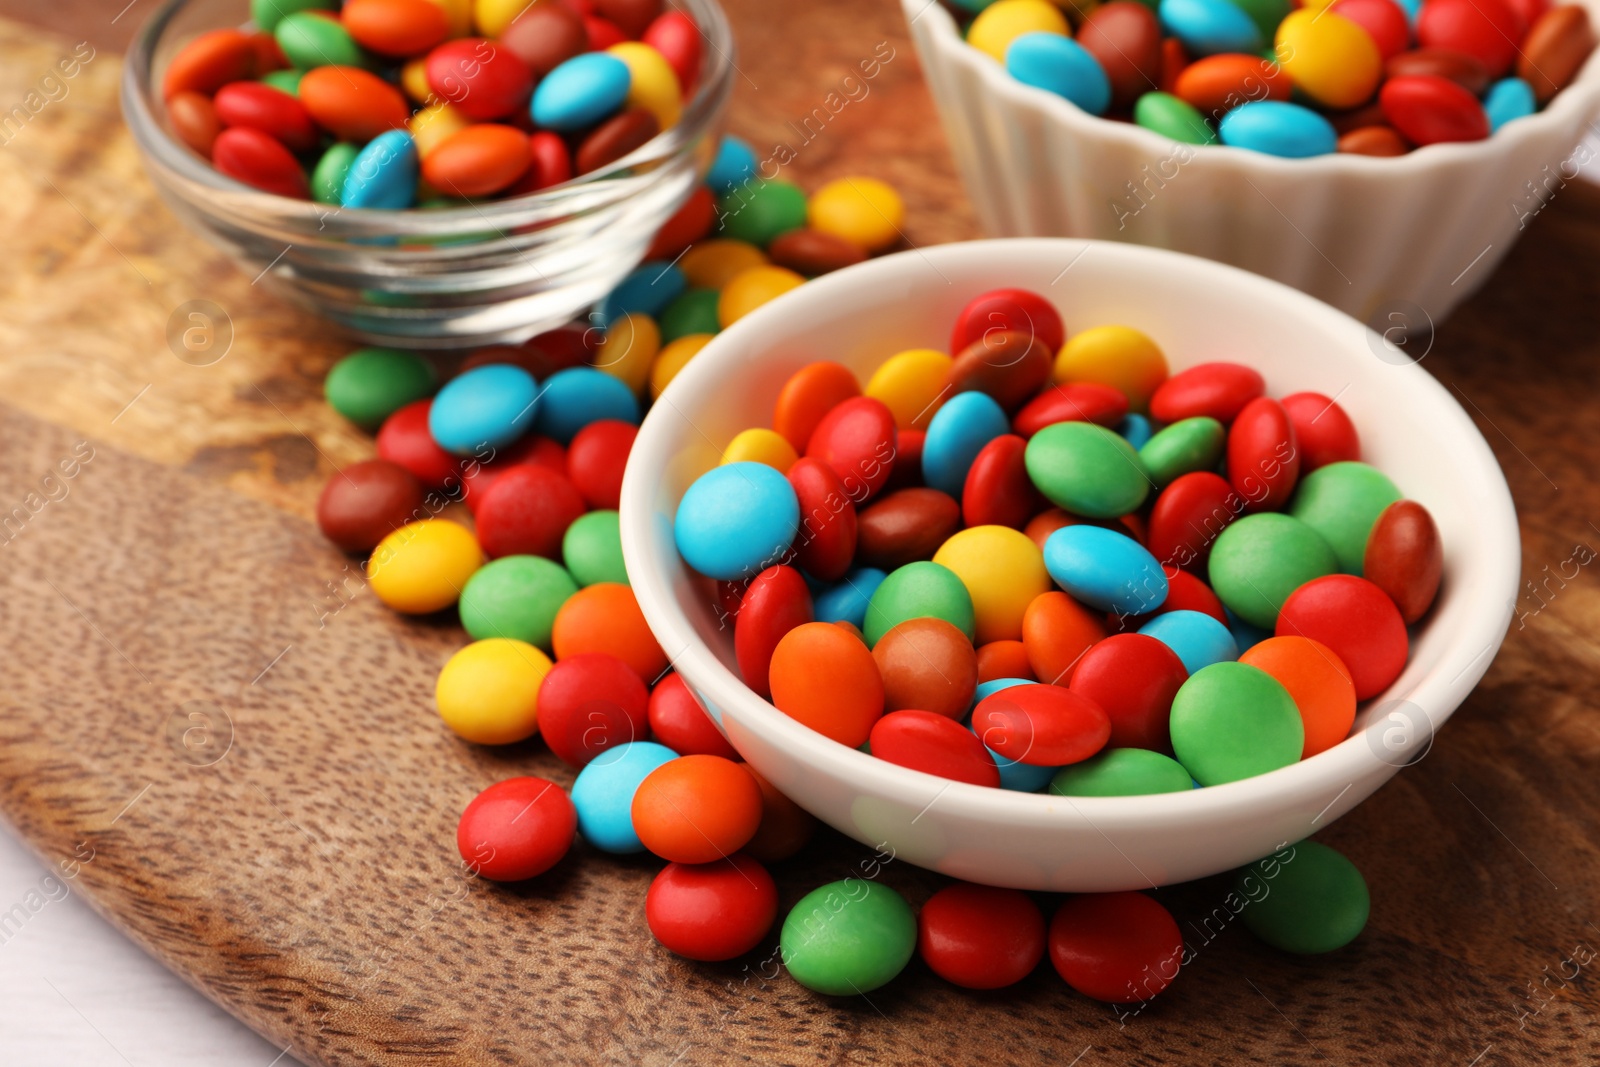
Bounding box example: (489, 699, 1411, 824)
(1289, 460, 1402, 574)
(476, 463, 587, 560)
(1149, 361, 1264, 424)
(436, 637, 552, 744)
(1379, 74, 1490, 144)
(971, 683, 1112, 766)
(1228, 397, 1300, 511)
(962, 434, 1043, 529)
(1208, 512, 1339, 629)
(1237, 840, 1369, 953)
(1277, 574, 1408, 699)
(459, 554, 578, 648)
(804, 395, 897, 503)
(1363, 499, 1443, 622)
(1139, 608, 1239, 675)
(863, 560, 977, 646)
(775, 361, 861, 451)
(537, 652, 650, 767)
(1049, 892, 1184, 1003)
(1069, 633, 1188, 750)
(316, 459, 424, 553)
(780, 881, 916, 995)
(947, 330, 1054, 412)
(1022, 590, 1108, 685)
(647, 672, 739, 759)
(1007, 33, 1113, 115)
(1519, 5, 1597, 102)
(923, 391, 1010, 498)
(457, 776, 574, 881)
(1077, 1, 1165, 109)
(869, 709, 1000, 786)
(674, 462, 800, 581)
(647, 854, 778, 961)
(918, 883, 1045, 989)
(872, 617, 980, 720)
(1049, 747, 1193, 796)
(368, 517, 483, 614)
(1170, 661, 1302, 784)
(735, 565, 814, 699)
(552, 581, 667, 681)
(768, 622, 884, 746)
(1279, 391, 1360, 471)
(1024, 421, 1151, 518)
(855, 487, 962, 570)
(572, 741, 678, 853)
(1239, 635, 1357, 758)
(632, 755, 762, 863)
(1014, 382, 1129, 439)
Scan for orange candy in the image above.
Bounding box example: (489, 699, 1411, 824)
(341, 0, 451, 56)
(299, 66, 411, 143)
(162, 28, 257, 98)
(1022, 591, 1107, 686)
(1239, 636, 1357, 759)
(551, 582, 668, 683)
(422, 124, 531, 197)
(1174, 54, 1292, 117)
(742, 768, 817, 862)
(768, 621, 884, 747)
(167, 90, 221, 157)
(772, 362, 861, 452)
(631, 755, 763, 864)
(872, 617, 978, 721)
(976, 639, 1034, 683)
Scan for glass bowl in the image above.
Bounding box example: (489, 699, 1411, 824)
(121, 0, 734, 348)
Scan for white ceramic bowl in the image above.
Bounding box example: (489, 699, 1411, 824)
(620, 238, 1520, 891)
(903, 0, 1600, 324)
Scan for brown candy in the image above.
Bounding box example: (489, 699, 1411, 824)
(767, 228, 868, 276)
(871, 617, 980, 721)
(498, 2, 588, 77)
(316, 459, 425, 554)
(1385, 48, 1491, 96)
(1338, 125, 1410, 156)
(1519, 5, 1598, 103)
(1077, 1, 1163, 109)
(1328, 101, 1390, 135)
(593, 0, 662, 38)
(946, 329, 1053, 412)
(167, 89, 221, 158)
(575, 107, 659, 175)
(856, 488, 962, 570)
(1363, 499, 1443, 623)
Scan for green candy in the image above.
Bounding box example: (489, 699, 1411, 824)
(1024, 421, 1151, 519)
(459, 556, 578, 649)
(780, 880, 916, 996)
(1133, 92, 1218, 145)
(275, 11, 366, 70)
(1207, 513, 1337, 629)
(1139, 416, 1225, 488)
(251, 0, 332, 32)
(564, 510, 628, 587)
(312, 142, 358, 205)
(1049, 748, 1194, 797)
(716, 179, 808, 248)
(1170, 662, 1303, 785)
(863, 561, 975, 646)
(659, 288, 721, 342)
(260, 68, 305, 96)
(323, 347, 436, 430)
(1236, 840, 1369, 954)
(1289, 462, 1402, 575)
(1233, 0, 1292, 39)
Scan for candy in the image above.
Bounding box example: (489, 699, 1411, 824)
(1052, 325, 1168, 413)
(565, 419, 636, 510)
(341, 128, 418, 207)
(870, 709, 1000, 786)
(607, 41, 682, 128)
(1135, 90, 1219, 143)
(769, 622, 884, 747)
(1022, 590, 1107, 685)
(1363, 499, 1443, 622)
(952, 288, 1067, 356)
(1218, 100, 1339, 157)
(705, 136, 757, 194)
(968, 0, 1070, 62)
(276, 12, 367, 68)
(563, 509, 628, 586)
(1025, 421, 1151, 519)
(923, 392, 1010, 498)
(773, 361, 861, 451)
(786, 458, 858, 581)
(1289, 461, 1403, 574)
(933, 526, 1051, 642)
(804, 396, 897, 502)
(212, 127, 309, 198)
(1379, 74, 1491, 144)
(427, 363, 539, 455)
(742, 768, 816, 861)
(252, 0, 331, 35)
(962, 434, 1042, 529)
(1049, 892, 1184, 1002)
(1042, 525, 1167, 617)
(1160, 0, 1264, 56)
(1238, 635, 1356, 758)
(717, 179, 808, 247)
(1150, 361, 1263, 424)
(1276, 9, 1383, 108)
(436, 637, 553, 744)
(1279, 391, 1360, 472)
(768, 229, 868, 276)
(718, 265, 807, 326)
(1138, 608, 1239, 674)
(1519, 5, 1596, 102)
(457, 776, 575, 881)
(1174, 53, 1291, 115)
(1387, 47, 1492, 94)
(1147, 471, 1242, 570)
(1339, 124, 1410, 155)
(475, 464, 586, 559)
(1417, 0, 1521, 76)
(536, 652, 651, 767)
(552, 582, 667, 682)
(1049, 747, 1193, 796)
(323, 347, 436, 431)
(421, 123, 530, 196)
(659, 289, 721, 341)
(971, 683, 1111, 766)
(1237, 840, 1369, 953)
(1484, 76, 1537, 130)
(631, 755, 762, 863)
(947, 331, 1054, 412)
(779, 881, 917, 995)
(650, 334, 712, 398)
(214, 81, 318, 152)
(642, 10, 702, 92)
(648, 673, 739, 760)
(735, 566, 814, 698)
(1139, 416, 1225, 486)
(458, 555, 578, 648)
(316, 460, 424, 554)
(575, 106, 659, 173)
(1170, 661, 1302, 784)
(1077, 2, 1165, 109)
(674, 462, 800, 581)
(863, 561, 976, 646)
(1068, 633, 1187, 750)
(1006, 33, 1112, 115)
(1330, 0, 1411, 58)
(1228, 397, 1300, 510)
(977, 639, 1034, 682)
(646, 854, 778, 960)
(813, 567, 888, 630)
(367, 518, 483, 613)
(807, 177, 905, 253)
(1276, 574, 1407, 699)
(918, 883, 1046, 989)
(872, 617, 981, 720)
(167, 90, 222, 157)
(596, 311, 660, 395)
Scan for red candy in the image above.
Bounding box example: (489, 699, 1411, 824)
(642, 10, 703, 93)
(163, 28, 256, 98)
(1277, 574, 1409, 700)
(457, 776, 576, 881)
(211, 127, 309, 199)
(1013, 382, 1129, 438)
(584, 14, 629, 49)
(946, 331, 1054, 412)
(377, 400, 461, 491)
(971, 683, 1111, 766)
(647, 672, 739, 759)
(1417, 0, 1522, 76)
(788, 457, 858, 581)
(645, 854, 777, 961)
(474, 463, 587, 558)
(1330, 0, 1413, 60)
(1069, 634, 1187, 751)
(805, 396, 898, 503)
(1363, 499, 1444, 623)
(426, 39, 535, 120)
(776, 361, 861, 452)
(213, 81, 318, 153)
(1049, 892, 1184, 1004)
(535, 652, 650, 767)
(1150, 565, 1227, 627)
(1146, 471, 1242, 571)
(918, 883, 1046, 989)
(566, 419, 637, 510)
(1280, 391, 1360, 472)
(461, 435, 567, 514)
(950, 287, 1066, 356)
(1227, 397, 1300, 512)
(735, 566, 814, 699)
(647, 185, 716, 259)
(1149, 361, 1264, 425)
(869, 710, 1000, 786)
(1380, 74, 1491, 145)
(506, 130, 574, 194)
(962, 434, 1043, 530)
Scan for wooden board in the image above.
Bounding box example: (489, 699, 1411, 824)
(2, 4, 1600, 1065)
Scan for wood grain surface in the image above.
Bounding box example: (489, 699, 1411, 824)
(2, 3, 1599, 1065)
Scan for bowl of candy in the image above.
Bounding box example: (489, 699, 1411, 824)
(620, 237, 1520, 893)
(121, 0, 733, 346)
(902, 0, 1600, 325)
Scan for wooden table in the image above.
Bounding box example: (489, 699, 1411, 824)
(1, 3, 1598, 1065)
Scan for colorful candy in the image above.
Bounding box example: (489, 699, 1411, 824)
(779, 880, 917, 995)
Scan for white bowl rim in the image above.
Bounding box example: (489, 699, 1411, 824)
(902, 0, 1600, 177)
(620, 237, 1521, 834)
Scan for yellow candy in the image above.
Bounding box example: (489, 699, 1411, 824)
(435, 638, 552, 745)
(423, 0, 474, 38)
(931, 526, 1051, 644)
(410, 102, 470, 159)
(1275, 9, 1382, 110)
(607, 42, 683, 130)
(865, 348, 953, 430)
(474, 0, 536, 38)
(721, 428, 799, 472)
(967, 0, 1070, 63)
(400, 57, 435, 106)
(718, 266, 806, 328)
(1052, 325, 1168, 414)
(595, 312, 660, 396)
(807, 177, 904, 254)
(367, 519, 483, 615)
(681, 239, 768, 290)
(651, 333, 713, 399)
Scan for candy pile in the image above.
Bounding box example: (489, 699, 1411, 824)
(956, 0, 1596, 157)
(671, 285, 1444, 796)
(160, 0, 704, 203)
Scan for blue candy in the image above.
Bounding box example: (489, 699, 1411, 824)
(675, 462, 801, 580)
(1043, 525, 1168, 616)
(428, 363, 540, 455)
(1006, 33, 1111, 116)
(1119, 413, 1153, 450)
(707, 135, 758, 194)
(596, 262, 689, 327)
(1140, 609, 1239, 674)
(1159, 0, 1263, 56)
(341, 129, 417, 209)
(1219, 101, 1337, 158)
(1393, 0, 1421, 25)
(970, 678, 1057, 791)
(922, 391, 1009, 498)
(534, 367, 640, 444)
(571, 741, 679, 853)
(531, 53, 632, 132)
(1484, 78, 1536, 132)
(814, 567, 888, 629)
